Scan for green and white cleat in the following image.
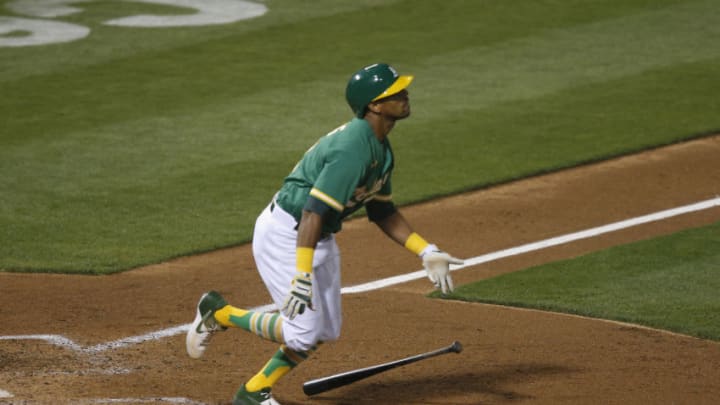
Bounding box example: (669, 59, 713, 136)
(233, 385, 281, 405)
(185, 290, 227, 359)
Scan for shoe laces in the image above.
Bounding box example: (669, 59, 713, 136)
(198, 311, 224, 346)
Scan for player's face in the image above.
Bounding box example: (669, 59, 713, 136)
(374, 89, 411, 119)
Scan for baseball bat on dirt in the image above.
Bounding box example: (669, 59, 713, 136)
(302, 340, 463, 396)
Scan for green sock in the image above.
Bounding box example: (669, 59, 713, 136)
(244, 345, 314, 392)
(214, 305, 284, 343)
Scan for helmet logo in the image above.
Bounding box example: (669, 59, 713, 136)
(388, 65, 399, 78)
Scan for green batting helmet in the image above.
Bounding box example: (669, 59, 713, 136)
(345, 63, 414, 118)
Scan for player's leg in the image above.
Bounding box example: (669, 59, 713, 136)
(232, 203, 316, 403)
(185, 206, 288, 359)
(236, 233, 342, 403)
(212, 303, 284, 342)
(234, 343, 318, 404)
(201, 203, 294, 343)
(310, 238, 342, 343)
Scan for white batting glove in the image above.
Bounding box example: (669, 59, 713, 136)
(421, 245, 463, 294)
(282, 272, 313, 320)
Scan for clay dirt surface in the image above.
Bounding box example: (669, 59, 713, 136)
(1, 136, 719, 405)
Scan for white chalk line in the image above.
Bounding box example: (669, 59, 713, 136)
(345, 195, 720, 292)
(84, 398, 205, 404)
(0, 398, 204, 404)
(1, 196, 718, 357)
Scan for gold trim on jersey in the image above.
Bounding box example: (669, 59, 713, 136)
(309, 188, 344, 212)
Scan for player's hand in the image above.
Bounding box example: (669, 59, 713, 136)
(421, 246, 463, 294)
(282, 272, 313, 320)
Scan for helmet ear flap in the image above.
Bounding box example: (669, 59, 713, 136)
(345, 63, 412, 117)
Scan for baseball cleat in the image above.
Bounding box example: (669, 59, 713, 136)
(233, 385, 281, 405)
(185, 290, 228, 359)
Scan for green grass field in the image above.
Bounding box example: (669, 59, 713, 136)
(2, 0, 718, 273)
(1, 0, 719, 337)
(439, 221, 720, 340)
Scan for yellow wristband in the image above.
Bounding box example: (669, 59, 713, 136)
(296, 247, 315, 273)
(404, 232, 429, 256)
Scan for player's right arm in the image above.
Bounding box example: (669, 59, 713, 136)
(281, 123, 366, 319)
(280, 208, 325, 321)
(281, 161, 362, 321)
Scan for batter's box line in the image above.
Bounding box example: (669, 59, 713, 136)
(83, 398, 206, 404)
(0, 196, 718, 355)
(0, 397, 206, 404)
(0, 304, 275, 355)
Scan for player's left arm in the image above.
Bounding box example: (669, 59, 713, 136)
(369, 204, 463, 294)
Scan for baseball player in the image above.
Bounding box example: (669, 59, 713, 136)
(186, 63, 463, 405)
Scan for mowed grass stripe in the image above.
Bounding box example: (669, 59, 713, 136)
(415, 0, 720, 116)
(395, 58, 720, 199)
(4, 0, 709, 143)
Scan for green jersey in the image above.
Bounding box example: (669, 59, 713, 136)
(275, 118, 394, 234)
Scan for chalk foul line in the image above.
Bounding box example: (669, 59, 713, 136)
(344, 195, 720, 293)
(1, 196, 718, 354)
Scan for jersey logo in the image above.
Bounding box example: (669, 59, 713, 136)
(347, 178, 385, 208)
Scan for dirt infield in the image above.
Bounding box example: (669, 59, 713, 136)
(1, 135, 719, 404)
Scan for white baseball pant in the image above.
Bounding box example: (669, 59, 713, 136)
(252, 201, 342, 352)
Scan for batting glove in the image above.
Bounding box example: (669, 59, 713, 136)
(421, 245, 463, 294)
(282, 272, 313, 320)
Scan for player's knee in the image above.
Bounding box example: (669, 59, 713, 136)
(285, 334, 319, 352)
(284, 328, 339, 352)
